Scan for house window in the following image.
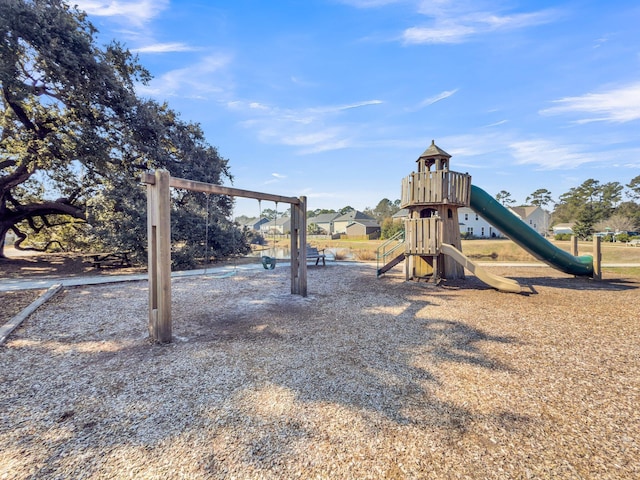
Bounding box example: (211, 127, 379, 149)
(467, 227, 473, 234)
(475, 214, 479, 221)
(448, 208, 453, 218)
(464, 213, 469, 221)
(530, 220, 533, 224)
(481, 227, 485, 236)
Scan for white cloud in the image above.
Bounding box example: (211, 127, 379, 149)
(234, 99, 383, 154)
(483, 120, 508, 127)
(136, 54, 233, 98)
(271, 173, 287, 179)
(290, 76, 319, 87)
(71, 0, 168, 25)
(540, 82, 640, 123)
(132, 43, 197, 54)
(509, 140, 595, 170)
(411, 89, 458, 109)
(310, 100, 384, 114)
(402, 3, 557, 45)
(403, 24, 475, 44)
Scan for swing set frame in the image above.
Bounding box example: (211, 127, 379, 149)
(142, 169, 307, 343)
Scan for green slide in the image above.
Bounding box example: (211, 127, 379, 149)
(469, 185, 594, 277)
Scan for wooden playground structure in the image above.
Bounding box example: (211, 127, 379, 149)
(400, 141, 470, 281)
(377, 141, 601, 293)
(142, 169, 307, 343)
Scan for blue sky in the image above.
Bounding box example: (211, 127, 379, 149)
(72, 0, 640, 216)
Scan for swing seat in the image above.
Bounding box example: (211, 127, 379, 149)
(262, 256, 276, 269)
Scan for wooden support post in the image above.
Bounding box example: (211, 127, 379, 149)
(593, 236, 602, 280)
(299, 196, 308, 297)
(570, 235, 578, 256)
(289, 196, 307, 296)
(147, 169, 172, 343)
(290, 198, 299, 295)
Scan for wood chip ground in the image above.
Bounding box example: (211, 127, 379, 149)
(1, 264, 639, 479)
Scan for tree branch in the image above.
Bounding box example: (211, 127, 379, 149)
(2, 86, 38, 133)
(0, 159, 17, 169)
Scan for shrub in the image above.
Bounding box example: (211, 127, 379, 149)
(333, 248, 350, 261)
(354, 249, 376, 261)
(615, 233, 629, 243)
(554, 233, 572, 241)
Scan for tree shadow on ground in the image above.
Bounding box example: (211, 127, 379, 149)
(1, 266, 530, 477)
(441, 270, 639, 293)
(0, 252, 145, 279)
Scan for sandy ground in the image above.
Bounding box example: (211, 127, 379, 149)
(1, 263, 639, 479)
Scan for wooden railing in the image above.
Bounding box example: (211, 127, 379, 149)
(404, 218, 440, 255)
(400, 171, 471, 208)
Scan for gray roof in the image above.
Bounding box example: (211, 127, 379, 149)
(238, 217, 269, 228)
(261, 216, 291, 227)
(509, 206, 540, 219)
(334, 210, 375, 222)
(418, 140, 451, 160)
(392, 208, 409, 219)
(348, 219, 380, 228)
(311, 213, 340, 223)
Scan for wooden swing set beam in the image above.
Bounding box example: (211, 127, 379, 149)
(141, 172, 301, 205)
(141, 169, 307, 344)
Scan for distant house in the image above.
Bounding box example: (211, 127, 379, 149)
(238, 217, 269, 231)
(346, 219, 381, 238)
(392, 208, 409, 220)
(260, 216, 291, 235)
(458, 207, 503, 238)
(552, 223, 574, 235)
(391, 205, 554, 238)
(393, 207, 501, 238)
(310, 213, 340, 234)
(333, 210, 378, 234)
(508, 206, 551, 236)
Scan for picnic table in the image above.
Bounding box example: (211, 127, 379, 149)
(84, 252, 132, 268)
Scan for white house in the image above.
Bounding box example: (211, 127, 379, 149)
(552, 223, 574, 235)
(310, 213, 340, 234)
(458, 207, 503, 238)
(508, 206, 551, 236)
(259, 216, 291, 235)
(394, 208, 501, 238)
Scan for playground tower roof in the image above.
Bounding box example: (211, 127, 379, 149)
(417, 140, 451, 161)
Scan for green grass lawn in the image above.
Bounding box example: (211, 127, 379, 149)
(301, 237, 640, 276)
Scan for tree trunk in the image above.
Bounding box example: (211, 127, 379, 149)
(0, 224, 10, 258)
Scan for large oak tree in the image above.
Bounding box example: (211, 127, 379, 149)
(0, 0, 249, 266)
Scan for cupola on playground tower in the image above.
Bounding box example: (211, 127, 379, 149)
(400, 140, 471, 281)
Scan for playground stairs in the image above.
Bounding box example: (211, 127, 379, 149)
(376, 231, 406, 277)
